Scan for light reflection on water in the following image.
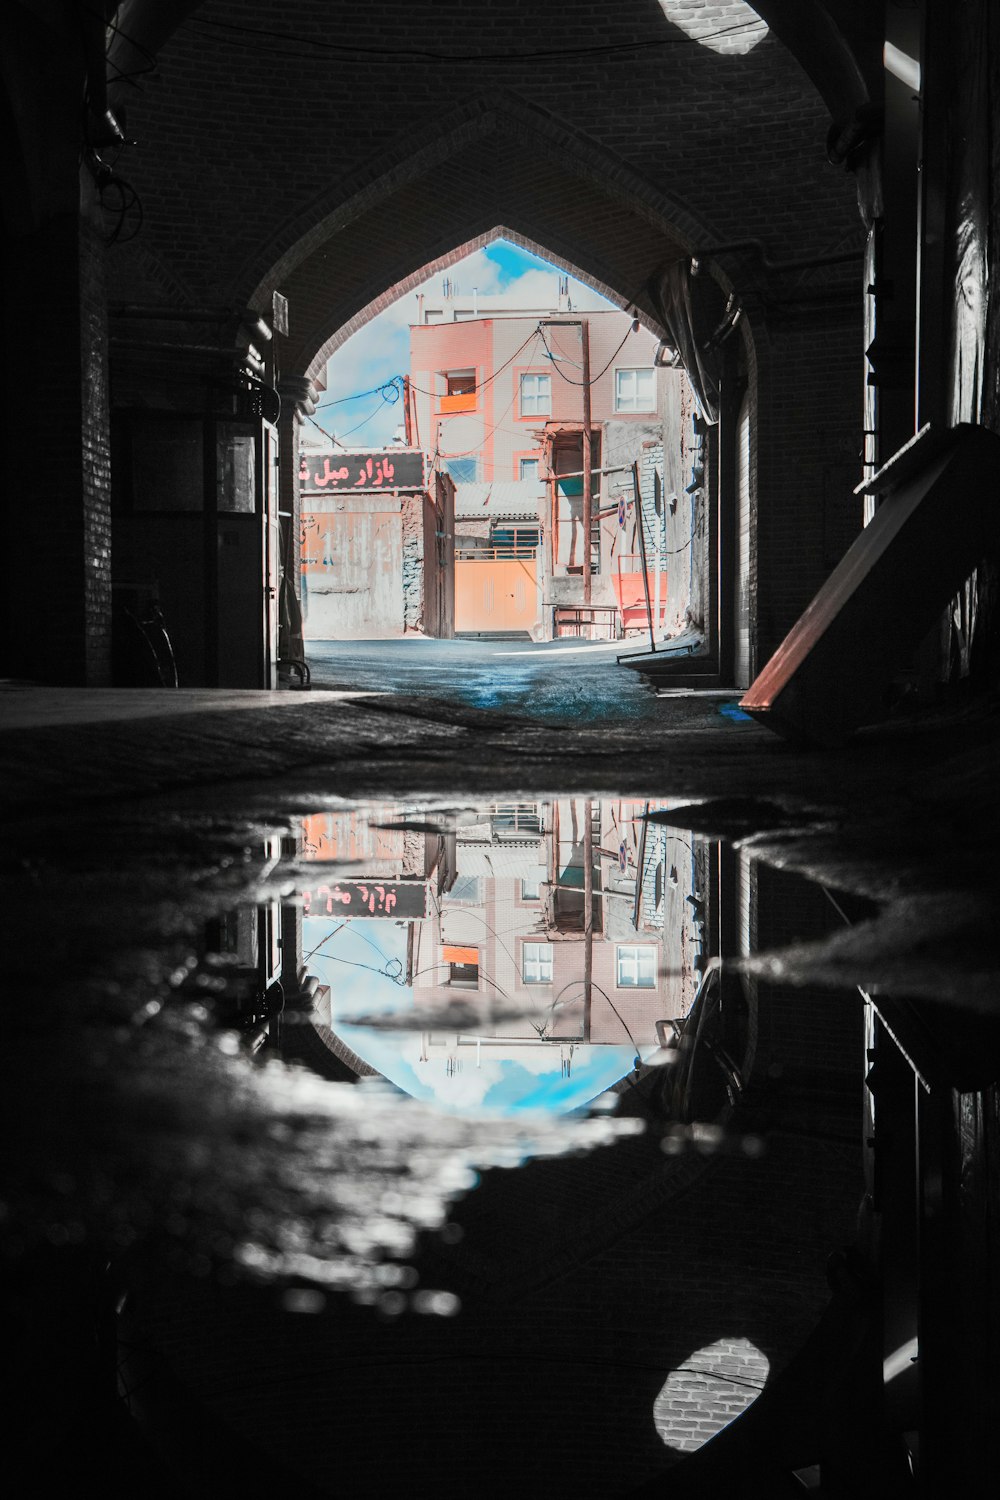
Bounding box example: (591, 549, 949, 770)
(145, 796, 708, 1299)
(7, 789, 875, 1491)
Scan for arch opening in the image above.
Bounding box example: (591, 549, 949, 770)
(295, 233, 713, 669)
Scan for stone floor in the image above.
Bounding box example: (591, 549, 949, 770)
(2, 649, 998, 1495)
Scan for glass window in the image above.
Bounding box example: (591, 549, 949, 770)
(519, 373, 552, 416)
(444, 457, 479, 483)
(615, 368, 656, 413)
(445, 875, 483, 904)
(446, 371, 476, 395)
(449, 961, 479, 988)
(217, 424, 257, 513)
(616, 944, 657, 988)
(519, 457, 540, 480)
(523, 943, 553, 985)
(520, 868, 544, 901)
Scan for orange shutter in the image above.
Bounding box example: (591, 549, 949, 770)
(441, 945, 479, 964)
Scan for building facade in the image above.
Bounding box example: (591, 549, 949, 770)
(410, 295, 701, 640)
(299, 448, 455, 640)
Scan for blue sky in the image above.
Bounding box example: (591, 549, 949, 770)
(304, 915, 647, 1117)
(308, 238, 614, 451)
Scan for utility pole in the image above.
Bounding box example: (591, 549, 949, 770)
(403, 375, 413, 446)
(581, 319, 592, 607)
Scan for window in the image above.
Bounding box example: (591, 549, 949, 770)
(446, 370, 476, 396)
(444, 456, 479, 483)
(439, 370, 477, 414)
(519, 373, 551, 416)
(522, 943, 553, 985)
(616, 944, 657, 988)
(443, 944, 480, 988)
(490, 525, 539, 558)
(444, 874, 483, 904)
(449, 961, 479, 988)
(520, 868, 544, 901)
(615, 368, 656, 413)
(519, 457, 540, 480)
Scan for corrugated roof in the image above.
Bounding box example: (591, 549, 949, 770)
(454, 479, 545, 519)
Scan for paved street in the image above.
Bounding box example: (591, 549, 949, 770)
(307, 635, 720, 725)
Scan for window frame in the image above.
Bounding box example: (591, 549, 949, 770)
(614, 367, 657, 414)
(518, 371, 552, 418)
(522, 941, 554, 986)
(615, 943, 658, 989)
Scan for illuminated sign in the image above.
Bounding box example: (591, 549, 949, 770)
(299, 450, 424, 492)
(302, 880, 428, 919)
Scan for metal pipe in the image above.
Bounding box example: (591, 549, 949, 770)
(632, 460, 657, 653)
(581, 320, 593, 607)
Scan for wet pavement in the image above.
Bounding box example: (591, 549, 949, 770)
(307, 634, 684, 721)
(2, 650, 999, 1495)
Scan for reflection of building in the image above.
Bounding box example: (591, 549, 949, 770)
(410, 289, 698, 641)
(299, 448, 455, 639)
(299, 806, 452, 920)
(408, 799, 703, 1067)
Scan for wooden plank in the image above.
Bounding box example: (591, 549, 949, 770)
(740, 424, 1000, 744)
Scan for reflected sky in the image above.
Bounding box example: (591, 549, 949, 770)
(291, 797, 705, 1116)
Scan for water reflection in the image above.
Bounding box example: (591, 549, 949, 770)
(6, 792, 886, 1496)
(281, 798, 708, 1114)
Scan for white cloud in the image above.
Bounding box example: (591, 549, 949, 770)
(315, 245, 616, 448)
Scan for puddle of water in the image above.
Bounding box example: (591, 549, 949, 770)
(4, 792, 880, 1494)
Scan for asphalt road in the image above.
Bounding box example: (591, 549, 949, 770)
(306, 635, 728, 725)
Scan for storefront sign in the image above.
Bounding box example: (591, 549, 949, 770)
(302, 880, 428, 919)
(300, 450, 424, 492)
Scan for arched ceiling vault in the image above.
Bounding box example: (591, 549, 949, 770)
(105, 2, 868, 379)
(251, 99, 714, 379)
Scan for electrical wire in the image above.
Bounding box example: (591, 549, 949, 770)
(85, 3, 160, 89)
(302, 923, 346, 962)
(316, 377, 403, 412)
(412, 324, 548, 401)
(436, 365, 527, 460)
(305, 414, 339, 445)
(536, 321, 636, 387)
(184, 15, 768, 65)
(335, 393, 398, 441)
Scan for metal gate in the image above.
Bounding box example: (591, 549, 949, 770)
(455, 545, 539, 635)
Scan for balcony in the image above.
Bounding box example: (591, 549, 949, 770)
(438, 392, 477, 414)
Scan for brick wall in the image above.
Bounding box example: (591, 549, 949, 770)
(101, 1, 864, 668)
(8, 1, 871, 682)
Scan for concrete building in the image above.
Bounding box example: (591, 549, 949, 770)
(298, 447, 455, 640)
(411, 297, 698, 639)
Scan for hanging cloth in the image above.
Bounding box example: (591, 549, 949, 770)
(647, 259, 727, 426)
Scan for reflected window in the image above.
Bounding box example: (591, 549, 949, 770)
(492, 804, 542, 837)
(616, 944, 657, 988)
(523, 943, 553, 985)
(521, 869, 544, 901)
(449, 960, 479, 988)
(519, 457, 540, 480)
(445, 874, 483, 904)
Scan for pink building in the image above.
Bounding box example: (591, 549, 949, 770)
(410, 290, 696, 640)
